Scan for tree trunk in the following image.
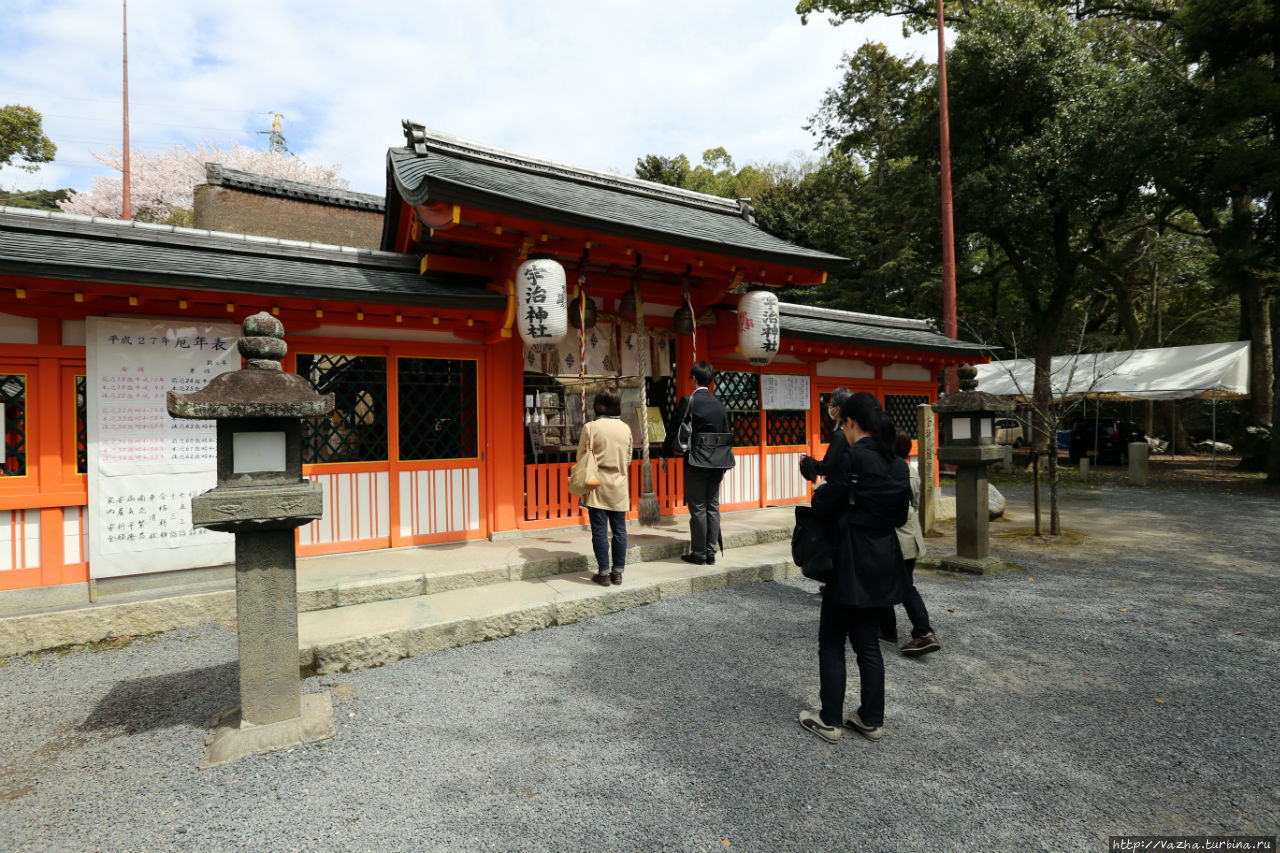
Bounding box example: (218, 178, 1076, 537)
(1047, 441, 1061, 535)
(1270, 292, 1280, 484)
(1240, 281, 1274, 428)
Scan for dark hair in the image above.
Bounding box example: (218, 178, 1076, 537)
(690, 361, 715, 388)
(894, 427, 913, 460)
(840, 391, 896, 460)
(593, 387, 621, 417)
(829, 387, 852, 410)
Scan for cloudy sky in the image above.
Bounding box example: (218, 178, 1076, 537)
(1, 0, 937, 199)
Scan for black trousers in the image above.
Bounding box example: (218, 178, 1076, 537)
(683, 463, 725, 559)
(818, 594, 885, 728)
(883, 558, 933, 639)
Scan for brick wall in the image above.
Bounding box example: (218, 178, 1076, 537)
(193, 185, 383, 249)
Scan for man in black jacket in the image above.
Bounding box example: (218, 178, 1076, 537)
(800, 386, 852, 483)
(662, 361, 730, 565)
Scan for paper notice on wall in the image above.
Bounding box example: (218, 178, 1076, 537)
(762, 374, 810, 410)
(87, 317, 240, 579)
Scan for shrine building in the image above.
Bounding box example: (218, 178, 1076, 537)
(0, 122, 987, 602)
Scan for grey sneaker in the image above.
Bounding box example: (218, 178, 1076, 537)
(843, 712, 883, 741)
(799, 709, 840, 743)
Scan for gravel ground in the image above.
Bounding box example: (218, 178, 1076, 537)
(1, 481, 1277, 852)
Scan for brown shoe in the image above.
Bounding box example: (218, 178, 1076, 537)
(610, 573, 623, 585)
(901, 633, 941, 656)
(591, 572, 611, 586)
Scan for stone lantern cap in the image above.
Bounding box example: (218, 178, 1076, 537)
(167, 313, 334, 420)
(932, 363, 1013, 415)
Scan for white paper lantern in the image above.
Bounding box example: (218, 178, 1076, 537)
(738, 290, 781, 366)
(515, 258, 569, 352)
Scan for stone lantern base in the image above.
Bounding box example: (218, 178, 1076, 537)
(940, 554, 1007, 575)
(200, 691, 335, 770)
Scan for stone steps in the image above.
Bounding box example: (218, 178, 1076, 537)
(295, 519, 790, 613)
(0, 507, 799, 660)
(298, 540, 799, 675)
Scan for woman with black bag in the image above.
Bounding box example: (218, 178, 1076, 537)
(798, 392, 911, 744)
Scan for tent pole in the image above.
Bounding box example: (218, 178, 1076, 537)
(1212, 391, 1217, 475)
(1170, 400, 1176, 462)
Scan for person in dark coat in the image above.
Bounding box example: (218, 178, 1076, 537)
(661, 360, 731, 565)
(799, 392, 911, 744)
(799, 386, 851, 483)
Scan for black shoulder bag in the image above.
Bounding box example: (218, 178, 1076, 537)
(688, 432, 735, 469)
(792, 505, 834, 582)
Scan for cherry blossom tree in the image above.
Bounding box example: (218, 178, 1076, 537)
(59, 142, 347, 224)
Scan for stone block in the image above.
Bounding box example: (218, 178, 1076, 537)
(555, 595, 614, 626)
(336, 576, 423, 607)
(200, 691, 335, 770)
(722, 530, 758, 550)
(1129, 442, 1149, 486)
(655, 577, 694, 600)
(11, 608, 113, 656)
(426, 566, 506, 593)
(513, 558, 569, 580)
(0, 619, 15, 658)
(689, 573, 727, 594)
(988, 486, 1006, 519)
(112, 591, 234, 636)
(313, 633, 404, 674)
(472, 604, 555, 642)
(401, 619, 477, 656)
(598, 585, 659, 613)
(297, 587, 337, 612)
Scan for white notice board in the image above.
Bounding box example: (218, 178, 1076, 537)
(86, 317, 240, 579)
(762, 374, 810, 410)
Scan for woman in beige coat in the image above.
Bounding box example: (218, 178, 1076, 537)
(882, 428, 940, 656)
(576, 387, 634, 585)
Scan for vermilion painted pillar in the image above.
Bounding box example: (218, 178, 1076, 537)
(488, 334, 523, 534)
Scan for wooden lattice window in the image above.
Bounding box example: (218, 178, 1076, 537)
(885, 394, 930, 439)
(766, 410, 807, 446)
(398, 357, 478, 461)
(715, 370, 760, 448)
(75, 374, 88, 474)
(296, 354, 389, 464)
(0, 374, 26, 476)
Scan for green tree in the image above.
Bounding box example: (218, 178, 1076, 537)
(635, 154, 692, 187)
(0, 187, 73, 210)
(0, 105, 56, 171)
(1145, 0, 1279, 469)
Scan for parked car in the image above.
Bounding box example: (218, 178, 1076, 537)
(1068, 418, 1147, 464)
(994, 417, 1025, 447)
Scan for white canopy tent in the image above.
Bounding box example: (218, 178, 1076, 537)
(975, 341, 1250, 402)
(975, 341, 1250, 469)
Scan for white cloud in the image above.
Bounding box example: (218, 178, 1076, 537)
(1, 0, 939, 197)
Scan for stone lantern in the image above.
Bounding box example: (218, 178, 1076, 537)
(167, 312, 335, 769)
(933, 364, 1013, 574)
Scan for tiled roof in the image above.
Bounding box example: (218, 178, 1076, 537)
(203, 164, 385, 212)
(387, 123, 847, 272)
(0, 207, 501, 310)
(776, 302, 991, 356)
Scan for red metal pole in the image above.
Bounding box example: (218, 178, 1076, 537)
(937, 0, 957, 392)
(122, 0, 132, 221)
